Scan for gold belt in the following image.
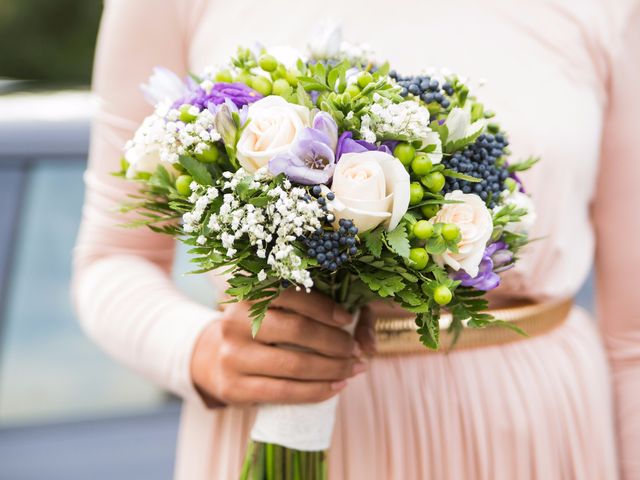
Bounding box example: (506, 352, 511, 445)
(374, 298, 574, 355)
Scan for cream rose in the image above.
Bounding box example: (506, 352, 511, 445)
(237, 96, 312, 172)
(433, 190, 493, 277)
(328, 151, 410, 232)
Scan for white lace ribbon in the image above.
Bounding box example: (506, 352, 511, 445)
(250, 310, 360, 451)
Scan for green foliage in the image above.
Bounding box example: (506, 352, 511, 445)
(0, 0, 102, 84)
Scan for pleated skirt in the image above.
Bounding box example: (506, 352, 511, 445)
(174, 305, 619, 480)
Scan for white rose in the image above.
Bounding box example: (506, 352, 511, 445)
(501, 190, 537, 234)
(237, 96, 312, 173)
(328, 151, 410, 232)
(432, 190, 493, 277)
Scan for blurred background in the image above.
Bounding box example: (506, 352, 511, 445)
(0, 2, 595, 479)
(0, 1, 219, 479)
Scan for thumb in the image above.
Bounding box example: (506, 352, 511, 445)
(354, 306, 377, 356)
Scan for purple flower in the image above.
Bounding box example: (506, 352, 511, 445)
(336, 131, 392, 160)
(269, 114, 339, 185)
(451, 241, 514, 291)
(174, 82, 262, 110)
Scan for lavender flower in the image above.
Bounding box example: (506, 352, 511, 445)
(175, 82, 262, 110)
(269, 113, 338, 185)
(452, 241, 514, 291)
(335, 131, 392, 160)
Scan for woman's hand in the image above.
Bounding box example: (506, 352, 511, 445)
(190, 289, 376, 407)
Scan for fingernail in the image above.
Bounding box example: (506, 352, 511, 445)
(331, 380, 348, 391)
(352, 362, 367, 375)
(333, 307, 352, 325)
(352, 343, 362, 357)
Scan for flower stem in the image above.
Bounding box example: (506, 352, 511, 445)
(239, 441, 328, 480)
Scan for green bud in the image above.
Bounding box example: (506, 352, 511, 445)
(434, 285, 453, 306)
(441, 223, 460, 242)
(286, 69, 300, 87)
(235, 71, 253, 86)
(394, 142, 416, 166)
(214, 69, 233, 83)
(413, 220, 434, 240)
(120, 157, 130, 173)
(421, 172, 445, 193)
(175, 175, 193, 196)
(179, 104, 198, 123)
(421, 204, 440, 218)
(409, 182, 424, 205)
(251, 76, 273, 96)
(195, 145, 220, 163)
(409, 247, 429, 270)
(258, 54, 278, 72)
(357, 72, 374, 89)
(411, 154, 433, 176)
(272, 78, 292, 97)
(345, 83, 361, 98)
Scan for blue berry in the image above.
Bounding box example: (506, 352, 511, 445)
(317, 253, 326, 262)
(312, 185, 321, 196)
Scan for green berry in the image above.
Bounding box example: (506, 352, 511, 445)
(251, 76, 273, 96)
(345, 83, 361, 98)
(235, 71, 252, 86)
(272, 78, 292, 96)
(409, 182, 424, 205)
(434, 285, 453, 306)
(258, 54, 278, 72)
(411, 154, 433, 176)
(214, 69, 233, 83)
(421, 204, 439, 218)
(357, 72, 374, 88)
(286, 70, 300, 87)
(196, 145, 220, 163)
(175, 175, 193, 196)
(409, 247, 429, 270)
(413, 220, 434, 240)
(179, 104, 198, 123)
(421, 172, 446, 192)
(441, 223, 460, 242)
(394, 142, 416, 166)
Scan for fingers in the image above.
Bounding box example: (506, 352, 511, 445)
(271, 288, 353, 327)
(354, 306, 377, 356)
(257, 309, 356, 358)
(234, 376, 348, 404)
(231, 342, 365, 381)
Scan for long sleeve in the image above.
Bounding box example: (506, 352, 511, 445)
(71, 0, 218, 405)
(593, 4, 640, 478)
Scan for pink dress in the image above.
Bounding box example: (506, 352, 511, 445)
(72, 0, 640, 478)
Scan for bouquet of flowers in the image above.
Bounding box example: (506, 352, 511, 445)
(117, 24, 537, 480)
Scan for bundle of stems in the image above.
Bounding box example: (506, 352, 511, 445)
(240, 441, 327, 480)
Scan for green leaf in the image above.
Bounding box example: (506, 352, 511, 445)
(359, 272, 405, 298)
(397, 287, 424, 306)
(425, 235, 447, 255)
(508, 156, 540, 173)
(179, 156, 213, 186)
(385, 223, 410, 258)
(417, 312, 440, 350)
(442, 169, 482, 183)
(363, 228, 384, 258)
(296, 85, 314, 108)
